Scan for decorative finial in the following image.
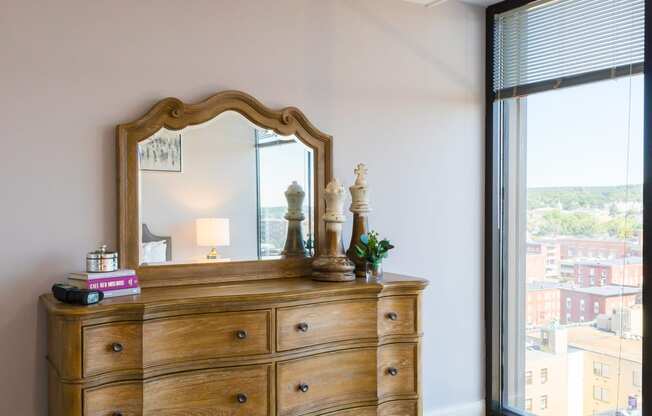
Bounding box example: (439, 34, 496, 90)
(282, 181, 308, 258)
(284, 181, 306, 221)
(324, 178, 347, 222)
(353, 164, 368, 186)
(349, 164, 371, 214)
(312, 178, 355, 281)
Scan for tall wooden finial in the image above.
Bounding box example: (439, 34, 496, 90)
(282, 181, 308, 257)
(312, 179, 355, 282)
(347, 163, 371, 277)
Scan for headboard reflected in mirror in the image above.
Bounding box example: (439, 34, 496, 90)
(141, 223, 171, 264)
(118, 91, 332, 287)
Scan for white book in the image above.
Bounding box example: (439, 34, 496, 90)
(102, 287, 141, 298)
(69, 269, 136, 281)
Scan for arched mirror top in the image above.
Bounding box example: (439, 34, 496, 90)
(117, 91, 332, 287)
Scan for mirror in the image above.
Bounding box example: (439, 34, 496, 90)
(138, 111, 314, 265)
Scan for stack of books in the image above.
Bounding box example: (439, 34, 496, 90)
(68, 269, 140, 298)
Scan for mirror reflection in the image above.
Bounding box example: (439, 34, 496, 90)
(138, 111, 314, 265)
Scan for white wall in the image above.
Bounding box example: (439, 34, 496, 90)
(0, 1, 485, 415)
(141, 111, 259, 262)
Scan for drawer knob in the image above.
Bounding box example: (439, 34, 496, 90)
(298, 383, 310, 393)
(236, 393, 248, 403)
(111, 343, 123, 353)
(387, 312, 398, 321)
(388, 367, 399, 376)
(236, 330, 248, 340)
(297, 322, 309, 332)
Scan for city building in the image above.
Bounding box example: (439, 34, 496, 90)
(567, 327, 643, 415)
(559, 238, 641, 261)
(527, 241, 561, 280)
(525, 327, 584, 416)
(562, 257, 643, 288)
(560, 286, 641, 324)
(596, 305, 644, 338)
(527, 282, 562, 327)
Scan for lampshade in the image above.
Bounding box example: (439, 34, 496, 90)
(196, 218, 230, 247)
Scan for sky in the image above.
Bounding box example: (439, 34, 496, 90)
(259, 140, 312, 207)
(526, 74, 644, 189)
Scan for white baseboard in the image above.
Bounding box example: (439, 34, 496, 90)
(426, 400, 485, 416)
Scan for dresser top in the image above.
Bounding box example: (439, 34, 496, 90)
(40, 273, 427, 317)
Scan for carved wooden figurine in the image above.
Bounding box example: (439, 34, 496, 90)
(282, 181, 308, 257)
(312, 179, 355, 281)
(346, 164, 371, 277)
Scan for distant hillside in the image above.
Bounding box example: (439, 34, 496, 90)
(528, 185, 642, 210)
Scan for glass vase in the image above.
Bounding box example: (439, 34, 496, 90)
(366, 262, 383, 279)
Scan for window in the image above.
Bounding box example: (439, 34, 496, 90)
(255, 130, 313, 257)
(486, 0, 645, 414)
(634, 369, 642, 387)
(540, 368, 548, 384)
(593, 386, 609, 402)
(593, 362, 610, 378)
(525, 399, 532, 412)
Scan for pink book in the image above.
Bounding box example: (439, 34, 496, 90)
(67, 275, 139, 291)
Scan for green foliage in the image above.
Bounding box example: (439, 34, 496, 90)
(355, 231, 395, 266)
(534, 210, 600, 237)
(527, 185, 643, 240)
(528, 185, 642, 211)
(604, 216, 641, 239)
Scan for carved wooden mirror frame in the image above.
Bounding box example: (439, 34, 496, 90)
(117, 91, 332, 287)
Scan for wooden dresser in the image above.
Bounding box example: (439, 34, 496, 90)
(41, 273, 427, 416)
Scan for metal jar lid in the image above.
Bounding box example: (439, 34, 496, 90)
(87, 245, 118, 260)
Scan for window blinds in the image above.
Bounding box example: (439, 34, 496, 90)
(493, 0, 644, 100)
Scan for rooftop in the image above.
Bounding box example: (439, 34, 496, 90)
(574, 256, 642, 267)
(567, 326, 642, 363)
(562, 285, 641, 297)
(527, 281, 571, 291)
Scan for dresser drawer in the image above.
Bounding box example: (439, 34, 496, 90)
(378, 296, 417, 336)
(378, 343, 418, 398)
(143, 310, 271, 366)
(84, 381, 143, 416)
(83, 322, 143, 377)
(277, 348, 377, 416)
(379, 400, 418, 415)
(321, 401, 418, 416)
(276, 300, 377, 351)
(322, 407, 377, 416)
(144, 365, 270, 416)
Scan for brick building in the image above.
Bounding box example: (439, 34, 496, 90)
(560, 286, 640, 324)
(558, 238, 641, 261)
(527, 240, 561, 281)
(561, 257, 643, 288)
(527, 282, 562, 327)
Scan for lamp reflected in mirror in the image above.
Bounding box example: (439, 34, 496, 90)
(196, 218, 230, 260)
